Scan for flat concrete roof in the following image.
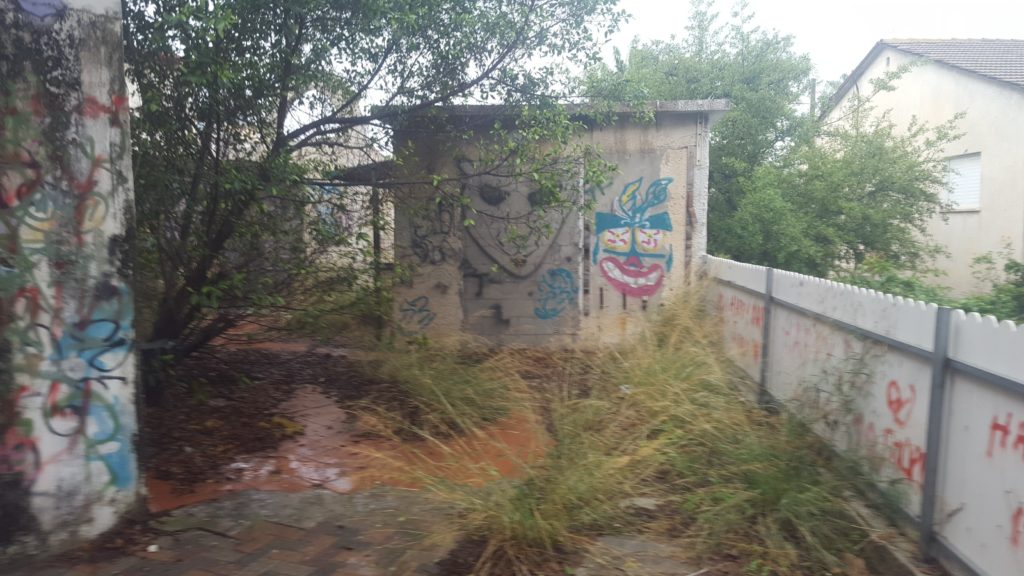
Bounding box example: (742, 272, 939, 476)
(375, 99, 732, 127)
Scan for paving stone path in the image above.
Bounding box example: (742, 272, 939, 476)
(5, 486, 710, 575)
(8, 488, 458, 576)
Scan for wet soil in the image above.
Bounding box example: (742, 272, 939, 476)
(141, 347, 333, 488)
(142, 344, 547, 513)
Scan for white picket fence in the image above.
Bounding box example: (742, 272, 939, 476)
(705, 255, 1024, 576)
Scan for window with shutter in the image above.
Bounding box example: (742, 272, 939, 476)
(945, 153, 981, 210)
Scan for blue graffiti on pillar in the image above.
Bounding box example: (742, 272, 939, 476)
(401, 296, 436, 328)
(533, 268, 578, 319)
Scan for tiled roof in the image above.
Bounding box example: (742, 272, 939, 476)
(883, 39, 1024, 89)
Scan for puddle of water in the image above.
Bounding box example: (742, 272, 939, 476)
(146, 385, 549, 513)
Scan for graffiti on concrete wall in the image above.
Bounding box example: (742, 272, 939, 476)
(0, 26, 137, 542)
(533, 268, 577, 320)
(592, 177, 673, 298)
(410, 201, 456, 265)
(400, 296, 436, 329)
(459, 160, 571, 278)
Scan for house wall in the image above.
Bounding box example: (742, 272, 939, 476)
(392, 110, 713, 346)
(708, 255, 1024, 576)
(830, 47, 1024, 294)
(1, 0, 139, 558)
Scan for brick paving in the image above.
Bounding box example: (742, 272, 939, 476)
(3, 488, 456, 576)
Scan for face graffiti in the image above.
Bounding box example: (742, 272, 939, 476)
(592, 177, 673, 298)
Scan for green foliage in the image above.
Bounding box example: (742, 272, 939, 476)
(834, 246, 1024, 324)
(957, 246, 1024, 322)
(586, 0, 962, 280)
(719, 101, 961, 276)
(586, 0, 814, 231)
(124, 0, 624, 370)
(834, 257, 953, 305)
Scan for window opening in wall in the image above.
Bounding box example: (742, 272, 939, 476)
(621, 293, 627, 310)
(945, 153, 981, 210)
(641, 297, 648, 312)
(599, 287, 604, 309)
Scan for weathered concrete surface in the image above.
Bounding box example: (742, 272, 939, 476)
(5, 487, 459, 576)
(0, 0, 139, 559)
(576, 535, 700, 576)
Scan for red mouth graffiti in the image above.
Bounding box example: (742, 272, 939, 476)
(599, 257, 664, 297)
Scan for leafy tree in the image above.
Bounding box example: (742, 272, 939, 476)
(124, 0, 623, 388)
(586, 0, 961, 278)
(585, 0, 814, 234)
(718, 93, 962, 276)
(956, 246, 1024, 321)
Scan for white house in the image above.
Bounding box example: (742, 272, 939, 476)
(825, 39, 1024, 294)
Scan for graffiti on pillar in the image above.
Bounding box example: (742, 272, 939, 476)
(0, 64, 137, 508)
(400, 296, 436, 329)
(533, 268, 577, 319)
(592, 177, 673, 298)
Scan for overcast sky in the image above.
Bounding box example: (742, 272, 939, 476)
(607, 0, 1023, 82)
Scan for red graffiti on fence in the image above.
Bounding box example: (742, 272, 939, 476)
(1013, 506, 1024, 548)
(728, 333, 762, 366)
(886, 380, 916, 428)
(723, 295, 764, 329)
(852, 411, 926, 486)
(986, 412, 1024, 461)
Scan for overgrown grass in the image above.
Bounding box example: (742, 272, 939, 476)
(360, 289, 873, 575)
(354, 344, 517, 436)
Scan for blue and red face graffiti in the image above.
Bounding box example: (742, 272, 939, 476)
(592, 177, 673, 298)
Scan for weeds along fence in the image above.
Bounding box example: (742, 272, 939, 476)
(704, 255, 1024, 576)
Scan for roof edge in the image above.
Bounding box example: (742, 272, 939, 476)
(820, 40, 885, 118)
(375, 100, 732, 125)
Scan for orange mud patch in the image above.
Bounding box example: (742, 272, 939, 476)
(147, 385, 548, 513)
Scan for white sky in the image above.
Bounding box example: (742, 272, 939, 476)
(607, 0, 1024, 83)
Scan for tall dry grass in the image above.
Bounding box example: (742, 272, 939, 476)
(358, 287, 872, 575)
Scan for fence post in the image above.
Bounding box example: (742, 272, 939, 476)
(920, 306, 952, 558)
(758, 268, 774, 406)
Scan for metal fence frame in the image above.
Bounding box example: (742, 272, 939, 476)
(712, 271, 1024, 576)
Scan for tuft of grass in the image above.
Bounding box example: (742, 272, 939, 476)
(355, 343, 517, 436)
(359, 287, 873, 575)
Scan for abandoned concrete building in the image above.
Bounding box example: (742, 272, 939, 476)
(384, 101, 730, 345)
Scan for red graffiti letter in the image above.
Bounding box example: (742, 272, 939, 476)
(886, 380, 916, 428)
(988, 413, 1013, 458)
(1012, 506, 1024, 547)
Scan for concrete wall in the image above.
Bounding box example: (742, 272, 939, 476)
(392, 106, 719, 345)
(829, 47, 1024, 294)
(708, 255, 1024, 576)
(579, 113, 709, 343)
(0, 0, 139, 558)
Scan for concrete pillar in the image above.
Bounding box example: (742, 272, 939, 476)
(1, 0, 139, 557)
